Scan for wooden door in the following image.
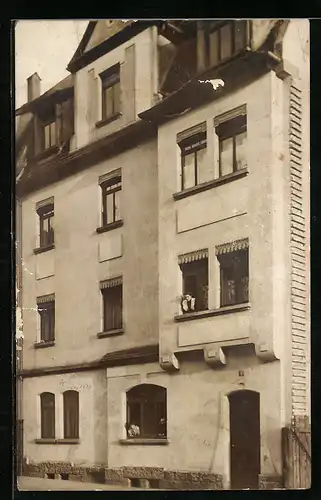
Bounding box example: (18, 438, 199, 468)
(229, 390, 260, 490)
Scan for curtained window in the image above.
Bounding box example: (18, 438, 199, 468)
(37, 297, 55, 342)
(63, 390, 79, 439)
(101, 175, 122, 227)
(40, 392, 55, 439)
(126, 384, 167, 439)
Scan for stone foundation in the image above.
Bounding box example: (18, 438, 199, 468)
(259, 474, 283, 490)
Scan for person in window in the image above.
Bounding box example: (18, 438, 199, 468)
(181, 293, 196, 314)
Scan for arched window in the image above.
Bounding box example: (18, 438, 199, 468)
(63, 391, 79, 439)
(40, 392, 55, 439)
(126, 384, 167, 439)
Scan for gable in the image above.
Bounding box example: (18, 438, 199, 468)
(84, 20, 130, 53)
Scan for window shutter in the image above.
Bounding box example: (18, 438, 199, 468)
(61, 98, 74, 143)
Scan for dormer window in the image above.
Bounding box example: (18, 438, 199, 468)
(41, 104, 57, 151)
(100, 64, 121, 122)
(206, 20, 248, 69)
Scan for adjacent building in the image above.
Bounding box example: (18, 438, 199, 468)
(16, 19, 310, 490)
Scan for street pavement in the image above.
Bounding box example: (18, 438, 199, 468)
(16, 476, 146, 491)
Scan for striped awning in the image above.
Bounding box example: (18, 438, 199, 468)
(215, 238, 249, 256)
(214, 104, 247, 128)
(99, 168, 121, 186)
(37, 293, 55, 304)
(178, 248, 208, 265)
(100, 276, 123, 289)
(36, 197, 54, 211)
(177, 121, 206, 144)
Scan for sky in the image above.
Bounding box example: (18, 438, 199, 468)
(15, 20, 89, 109)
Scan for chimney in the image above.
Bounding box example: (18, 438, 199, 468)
(27, 72, 41, 102)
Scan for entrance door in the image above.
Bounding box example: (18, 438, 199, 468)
(229, 390, 260, 490)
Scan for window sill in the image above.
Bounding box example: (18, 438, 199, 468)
(96, 219, 123, 233)
(174, 303, 251, 322)
(97, 329, 124, 338)
(35, 438, 79, 445)
(119, 438, 169, 446)
(34, 340, 55, 349)
(33, 244, 55, 255)
(173, 168, 248, 200)
(33, 145, 60, 162)
(95, 113, 122, 128)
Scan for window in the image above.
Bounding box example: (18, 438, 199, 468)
(37, 295, 55, 342)
(179, 130, 207, 190)
(100, 174, 122, 227)
(40, 392, 55, 439)
(63, 391, 79, 439)
(216, 239, 249, 307)
(216, 114, 247, 177)
(100, 277, 123, 332)
(100, 64, 121, 121)
(126, 384, 167, 439)
(44, 120, 56, 150)
(179, 250, 208, 313)
(207, 20, 248, 69)
(39, 104, 57, 151)
(37, 203, 54, 248)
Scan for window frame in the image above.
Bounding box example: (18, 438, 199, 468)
(37, 299, 55, 342)
(179, 132, 207, 191)
(100, 175, 122, 228)
(206, 20, 248, 69)
(63, 390, 79, 440)
(218, 247, 249, 308)
(37, 203, 55, 248)
(40, 392, 55, 439)
(100, 65, 121, 122)
(217, 114, 247, 178)
(101, 280, 123, 333)
(126, 384, 167, 440)
(180, 258, 209, 313)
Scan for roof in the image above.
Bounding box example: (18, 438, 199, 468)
(16, 74, 74, 116)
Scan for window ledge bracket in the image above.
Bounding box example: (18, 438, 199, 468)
(96, 220, 123, 234)
(119, 438, 169, 446)
(33, 244, 55, 255)
(173, 168, 248, 200)
(174, 303, 251, 322)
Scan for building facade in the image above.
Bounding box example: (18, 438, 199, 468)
(16, 19, 310, 490)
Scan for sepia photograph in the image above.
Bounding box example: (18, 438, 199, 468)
(15, 18, 310, 491)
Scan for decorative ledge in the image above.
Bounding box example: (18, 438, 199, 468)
(95, 113, 122, 128)
(96, 220, 123, 233)
(173, 168, 248, 200)
(35, 438, 79, 445)
(33, 244, 55, 255)
(119, 438, 169, 446)
(174, 303, 251, 322)
(97, 329, 124, 338)
(34, 340, 55, 349)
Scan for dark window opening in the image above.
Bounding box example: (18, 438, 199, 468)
(102, 283, 123, 332)
(130, 478, 141, 487)
(179, 131, 207, 190)
(37, 300, 55, 342)
(60, 473, 69, 481)
(126, 384, 167, 439)
(206, 20, 248, 69)
(101, 65, 121, 121)
(63, 390, 79, 439)
(47, 473, 55, 479)
(38, 203, 54, 248)
(40, 392, 55, 439)
(101, 176, 122, 226)
(216, 114, 247, 177)
(218, 248, 249, 307)
(180, 258, 208, 313)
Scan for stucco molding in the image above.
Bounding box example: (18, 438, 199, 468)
(159, 352, 180, 371)
(255, 341, 280, 363)
(204, 346, 226, 368)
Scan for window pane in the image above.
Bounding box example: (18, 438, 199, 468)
(182, 152, 195, 189)
(104, 86, 114, 119)
(106, 192, 114, 224)
(234, 20, 247, 52)
(220, 137, 234, 176)
(44, 125, 50, 149)
(182, 259, 208, 312)
(103, 285, 122, 331)
(114, 190, 121, 221)
(197, 147, 212, 184)
(113, 82, 121, 115)
(209, 30, 219, 67)
(235, 131, 247, 170)
(220, 24, 232, 60)
(63, 391, 79, 439)
(50, 122, 56, 146)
